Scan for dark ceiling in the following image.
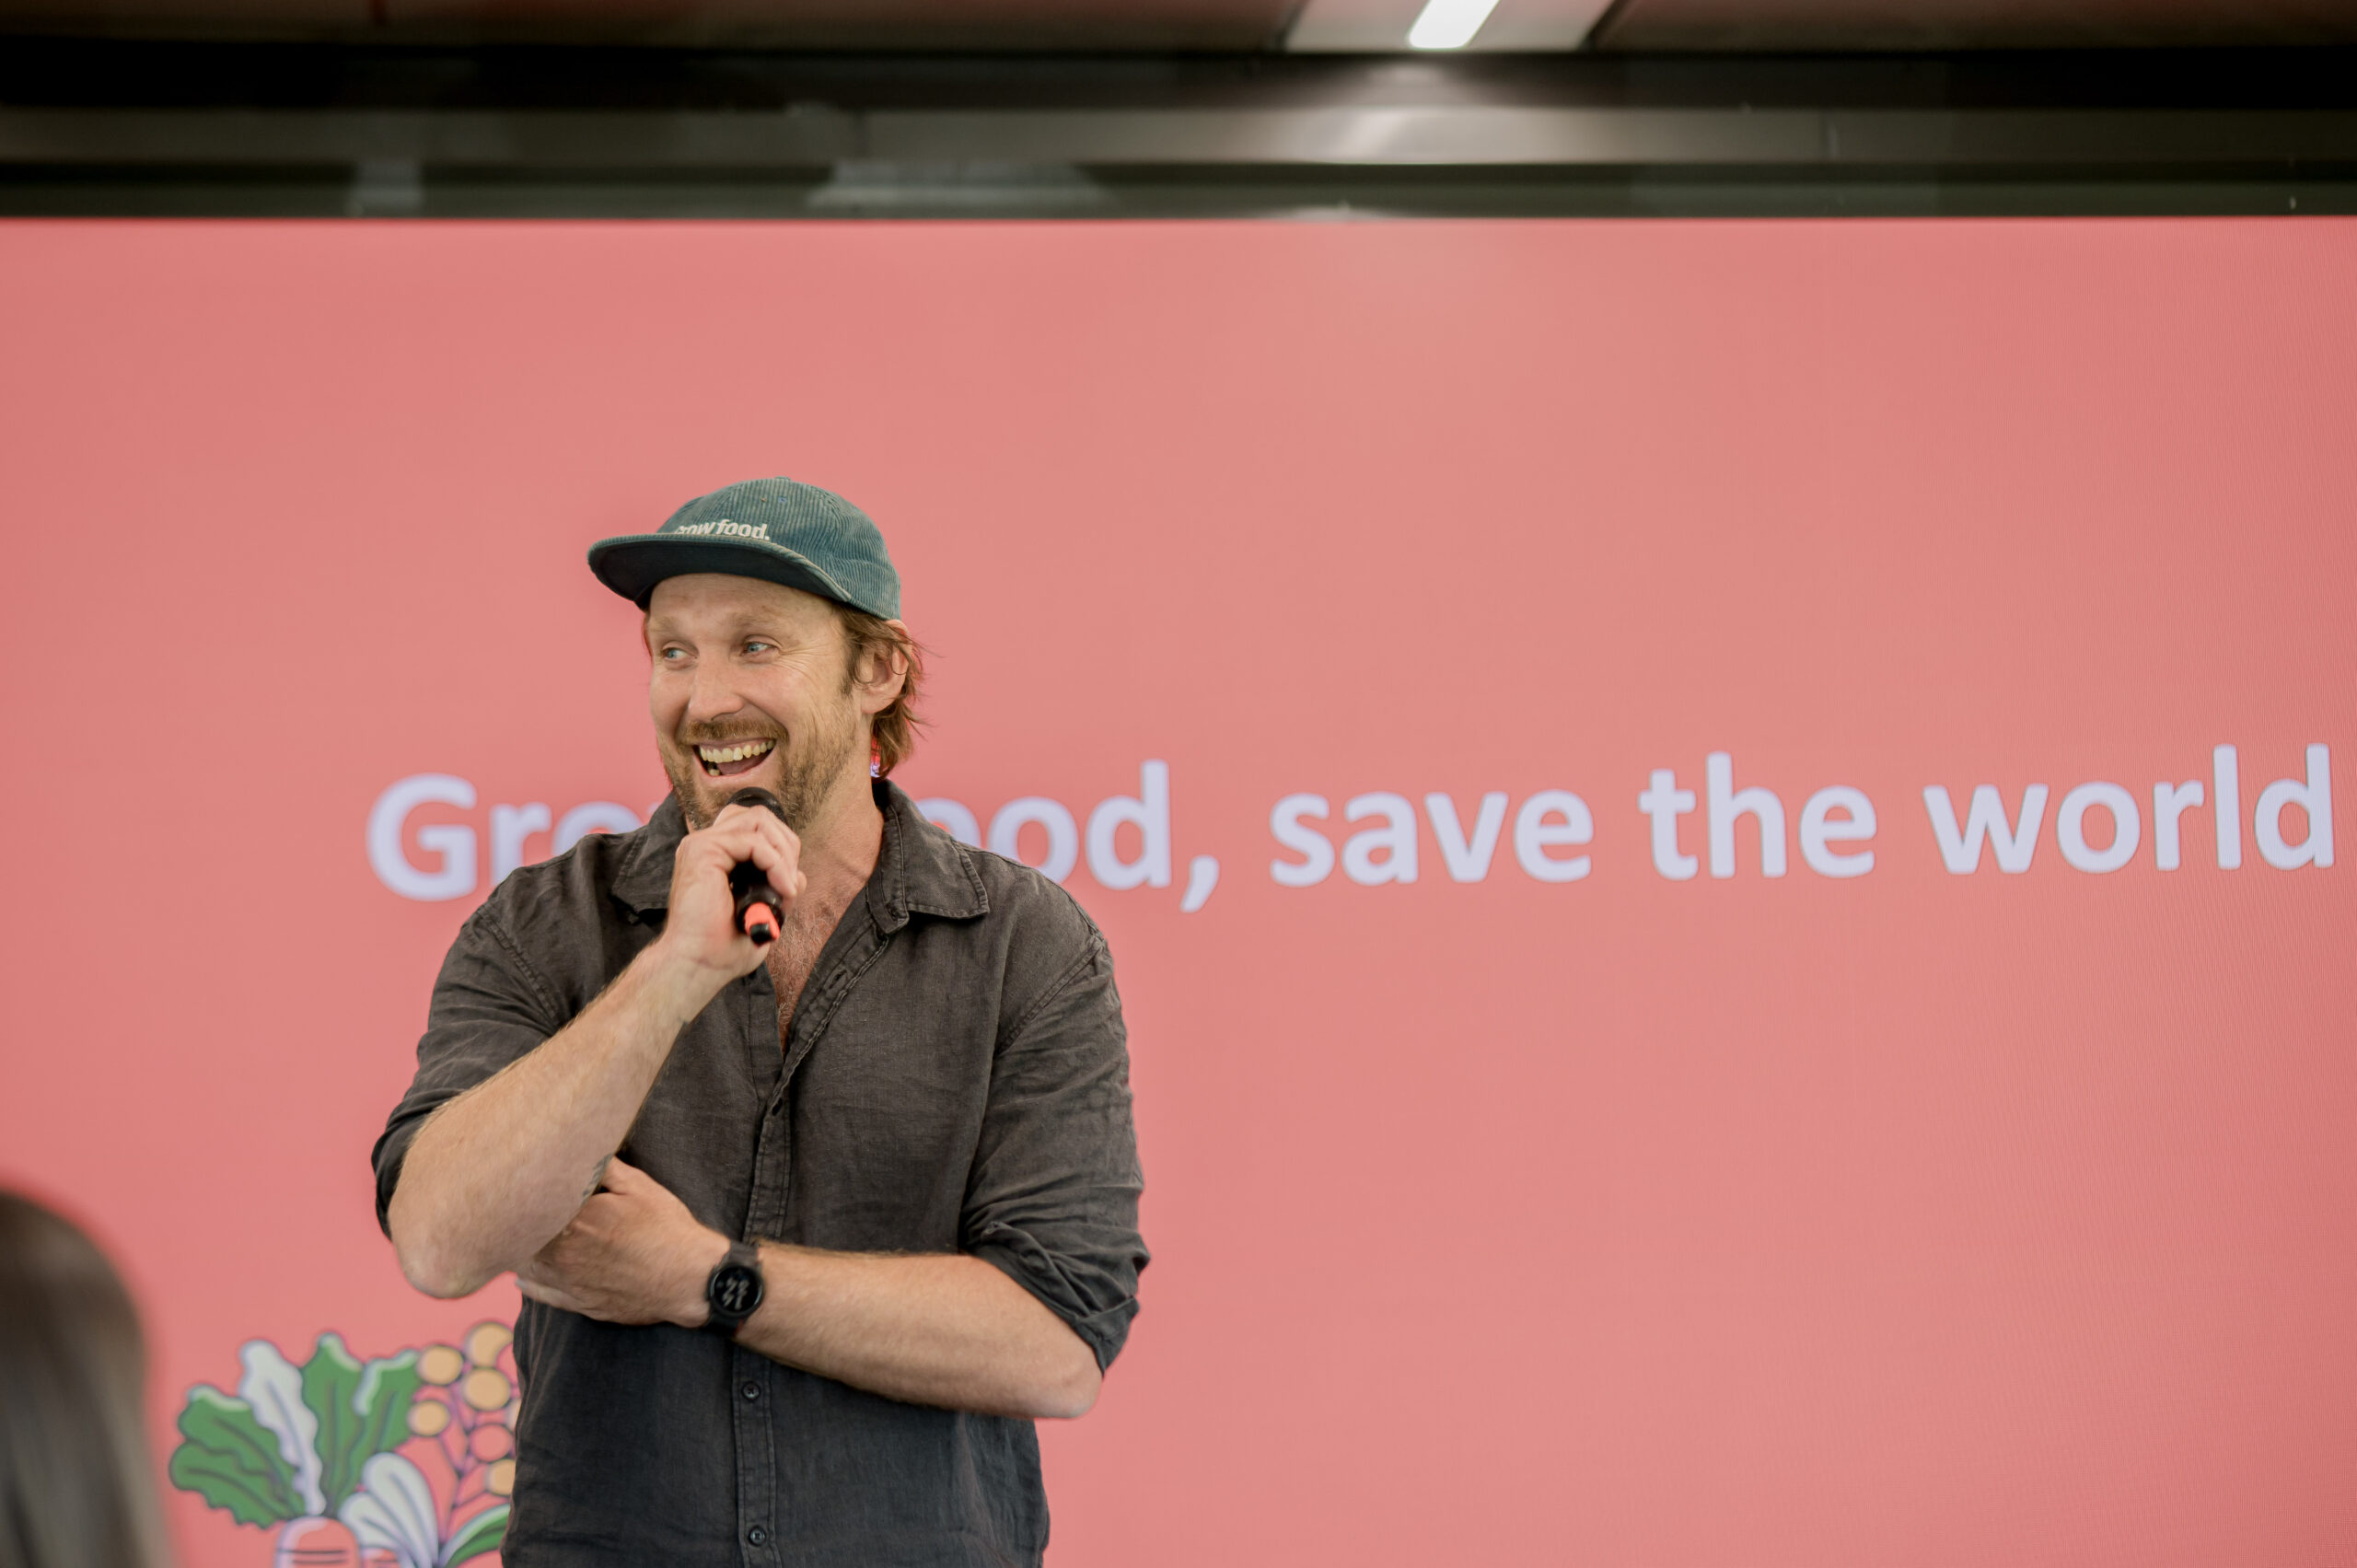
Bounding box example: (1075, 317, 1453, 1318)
(5, 0, 2351, 219)
(0, 0, 1307, 49)
(5, 0, 2353, 49)
(1594, 0, 2357, 50)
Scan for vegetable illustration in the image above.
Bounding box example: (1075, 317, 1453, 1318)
(171, 1326, 515, 1566)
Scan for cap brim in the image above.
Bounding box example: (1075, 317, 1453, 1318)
(586, 534, 858, 611)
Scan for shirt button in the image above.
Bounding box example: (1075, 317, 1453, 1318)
(741, 1380, 761, 1400)
(748, 1525, 769, 1546)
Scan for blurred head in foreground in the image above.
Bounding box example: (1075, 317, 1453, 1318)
(0, 1191, 169, 1568)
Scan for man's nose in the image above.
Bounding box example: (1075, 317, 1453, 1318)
(684, 660, 746, 724)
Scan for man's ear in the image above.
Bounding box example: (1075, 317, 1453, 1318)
(853, 621, 911, 715)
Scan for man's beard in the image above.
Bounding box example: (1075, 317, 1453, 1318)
(664, 693, 863, 834)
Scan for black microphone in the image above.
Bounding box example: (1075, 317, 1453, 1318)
(722, 786, 787, 946)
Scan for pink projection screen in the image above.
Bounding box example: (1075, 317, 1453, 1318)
(1, 218, 2351, 1567)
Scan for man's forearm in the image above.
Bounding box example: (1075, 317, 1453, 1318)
(388, 944, 721, 1298)
(733, 1247, 1102, 1421)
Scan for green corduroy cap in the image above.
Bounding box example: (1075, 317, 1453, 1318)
(586, 477, 901, 620)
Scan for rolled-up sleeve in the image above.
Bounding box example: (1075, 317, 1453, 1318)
(370, 904, 567, 1236)
(961, 934, 1149, 1373)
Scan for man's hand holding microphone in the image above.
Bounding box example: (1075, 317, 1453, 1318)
(657, 786, 805, 983)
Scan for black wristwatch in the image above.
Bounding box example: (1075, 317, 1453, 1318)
(702, 1240, 765, 1338)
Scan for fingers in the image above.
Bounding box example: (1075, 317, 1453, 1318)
(683, 809, 795, 867)
(515, 1272, 586, 1313)
(519, 1229, 602, 1313)
(689, 808, 806, 902)
(707, 806, 801, 891)
(522, 1237, 576, 1280)
(709, 802, 800, 857)
(516, 1263, 579, 1310)
(570, 1192, 624, 1230)
(726, 810, 806, 900)
(584, 1163, 692, 1233)
(528, 1201, 609, 1265)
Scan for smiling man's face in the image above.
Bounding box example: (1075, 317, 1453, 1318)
(644, 573, 870, 833)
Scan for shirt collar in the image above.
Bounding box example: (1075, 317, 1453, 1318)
(865, 779, 991, 931)
(609, 794, 687, 916)
(609, 779, 988, 928)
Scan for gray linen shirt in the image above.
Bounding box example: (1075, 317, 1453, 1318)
(372, 781, 1147, 1568)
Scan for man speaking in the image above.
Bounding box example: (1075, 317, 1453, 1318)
(372, 478, 1146, 1566)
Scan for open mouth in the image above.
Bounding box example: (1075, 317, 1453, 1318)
(694, 738, 778, 779)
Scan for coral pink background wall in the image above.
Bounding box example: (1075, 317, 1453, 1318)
(0, 218, 2351, 1566)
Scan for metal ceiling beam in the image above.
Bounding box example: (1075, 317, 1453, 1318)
(8, 104, 2355, 168)
(2, 41, 2352, 215)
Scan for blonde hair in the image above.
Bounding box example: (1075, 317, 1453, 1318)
(837, 607, 927, 776)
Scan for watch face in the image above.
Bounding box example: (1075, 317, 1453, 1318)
(710, 1262, 762, 1319)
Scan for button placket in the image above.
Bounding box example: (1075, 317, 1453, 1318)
(733, 981, 784, 1568)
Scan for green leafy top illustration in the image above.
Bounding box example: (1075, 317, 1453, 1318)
(170, 1333, 421, 1525)
(168, 1386, 301, 1527)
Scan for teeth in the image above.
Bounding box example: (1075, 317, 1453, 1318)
(696, 739, 775, 764)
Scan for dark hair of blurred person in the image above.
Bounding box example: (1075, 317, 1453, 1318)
(0, 1191, 170, 1568)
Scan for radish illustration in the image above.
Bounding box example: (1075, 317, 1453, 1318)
(170, 1328, 513, 1566)
(271, 1515, 360, 1568)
